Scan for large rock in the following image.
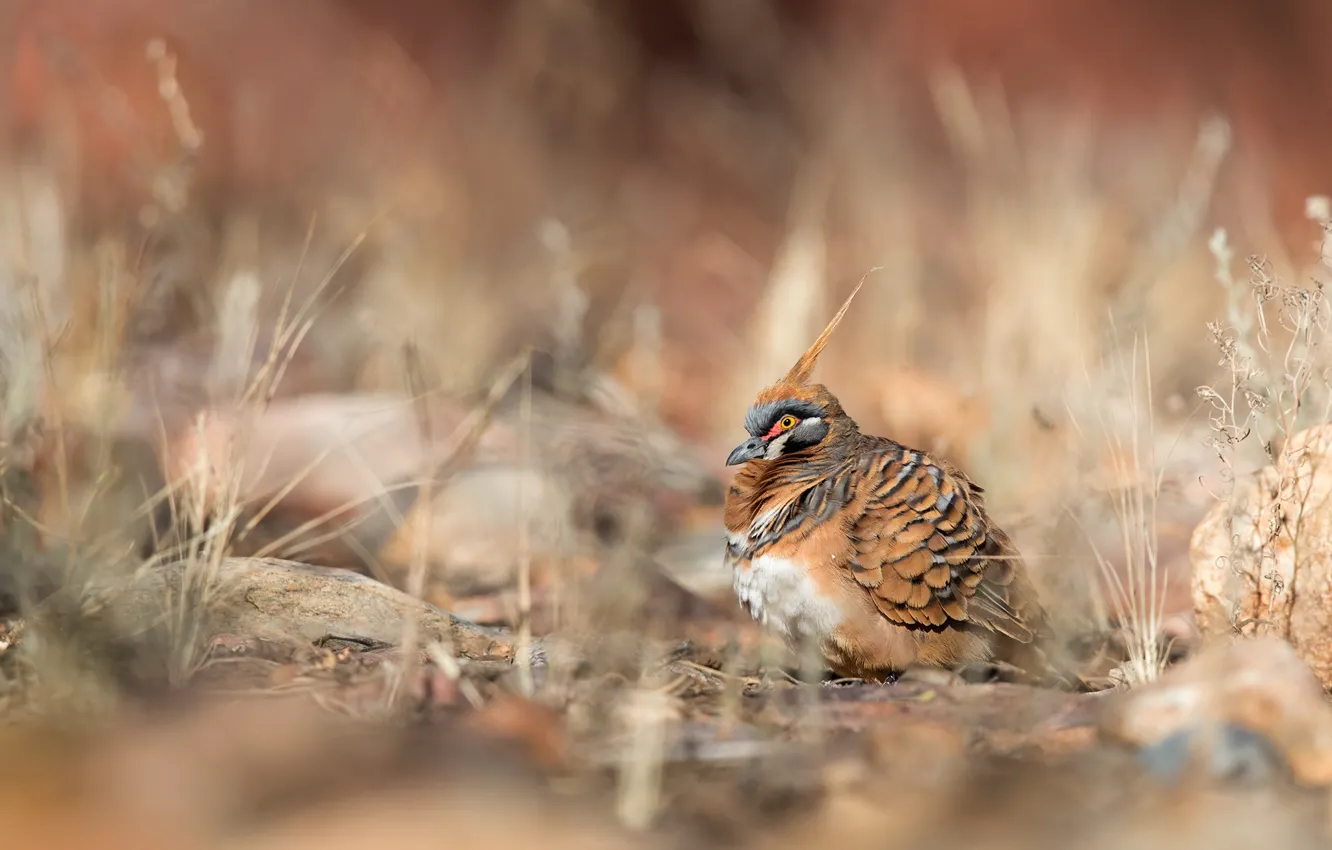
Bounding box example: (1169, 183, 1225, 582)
(88, 556, 520, 663)
(1100, 636, 1332, 787)
(1191, 425, 1332, 685)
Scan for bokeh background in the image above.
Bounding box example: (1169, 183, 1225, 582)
(8, 0, 1330, 616)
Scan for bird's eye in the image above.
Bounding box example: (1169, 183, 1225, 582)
(779, 415, 797, 430)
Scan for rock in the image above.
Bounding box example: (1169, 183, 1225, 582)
(1190, 424, 1332, 686)
(1100, 636, 1332, 787)
(1136, 723, 1288, 784)
(88, 557, 521, 664)
(1191, 466, 1286, 637)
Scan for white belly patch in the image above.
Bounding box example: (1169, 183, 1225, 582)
(732, 554, 843, 640)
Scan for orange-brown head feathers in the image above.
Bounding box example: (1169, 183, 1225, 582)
(780, 276, 864, 387)
(726, 278, 866, 466)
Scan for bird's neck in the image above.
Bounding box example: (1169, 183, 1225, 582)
(725, 419, 860, 532)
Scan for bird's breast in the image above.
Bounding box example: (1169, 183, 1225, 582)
(730, 551, 844, 641)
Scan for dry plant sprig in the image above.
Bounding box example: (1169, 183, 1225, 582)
(1064, 325, 1188, 687)
(377, 346, 533, 712)
(1197, 223, 1332, 638)
(155, 261, 336, 684)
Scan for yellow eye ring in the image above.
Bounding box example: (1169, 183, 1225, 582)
(779, 415, 797, 430)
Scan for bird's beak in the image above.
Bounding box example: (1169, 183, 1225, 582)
(726, 437, 765, 466)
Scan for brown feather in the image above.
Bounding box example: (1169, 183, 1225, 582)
(877, 602, 911, 625)
(940, 595, 969, 621)
(905, 581, 931, 609)
(876, 571, 915, 604)
(781, 276, 867, 386)
(889, 546, 934, 580)
(920, 601, 947, 627)
(848, 558, 883, 587)
(923, 563, 950, 588)
(890, 520, 936, 552)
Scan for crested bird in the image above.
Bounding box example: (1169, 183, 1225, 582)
(722, 279, 1058, 684)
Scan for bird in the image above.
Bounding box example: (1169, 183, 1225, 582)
(722, 279, 1057, 684)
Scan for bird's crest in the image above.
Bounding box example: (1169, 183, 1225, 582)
(781, 273, 869, 386)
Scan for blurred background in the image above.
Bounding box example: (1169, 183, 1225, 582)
(8, 0, 1328, 601)
(3, 1, 1332, 846)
